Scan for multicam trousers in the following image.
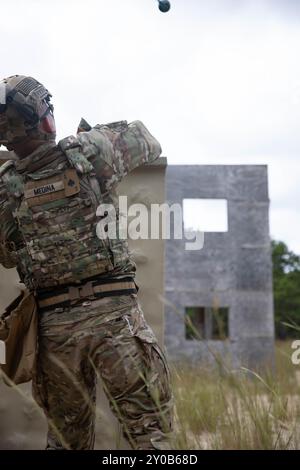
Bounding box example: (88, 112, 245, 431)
(32, 293, 173, 450)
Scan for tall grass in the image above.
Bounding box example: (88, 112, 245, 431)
(1, 334, 300, 449)
(172, 341, 300, 450)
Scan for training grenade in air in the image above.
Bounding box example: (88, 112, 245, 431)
(158, 1, 171, 13)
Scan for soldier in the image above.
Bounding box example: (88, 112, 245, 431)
(0, 75, 173, 450)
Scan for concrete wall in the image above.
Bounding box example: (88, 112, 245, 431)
(164, 165, 275, 370)
(118, 157, 167, 346)
(0, 156, 167, 450)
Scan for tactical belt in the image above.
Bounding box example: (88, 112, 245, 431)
(36, 277, 137, 313)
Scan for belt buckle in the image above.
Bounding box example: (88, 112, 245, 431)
(69, 285, 80, 301)
(69, 281, 94, 301)
(79, 281, 94, 298)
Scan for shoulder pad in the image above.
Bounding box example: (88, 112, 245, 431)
(0, 160, 16, 179)
(58, 135, 94, 175)
(98, 120, 128, 132)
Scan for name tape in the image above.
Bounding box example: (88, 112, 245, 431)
(25, 180, 64, 199)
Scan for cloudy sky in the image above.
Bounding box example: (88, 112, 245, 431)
(1, 0, 300, 253)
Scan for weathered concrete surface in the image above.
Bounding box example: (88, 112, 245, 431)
(0, 157, 167, 450)
(118, 157, 167, 347)
(164, 165, 275, 370)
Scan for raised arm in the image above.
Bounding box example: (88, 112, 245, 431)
(76, 120, 162, 192)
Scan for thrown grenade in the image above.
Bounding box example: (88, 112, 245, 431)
(158, 1, 171, 13)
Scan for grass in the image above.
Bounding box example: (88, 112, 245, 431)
(171, 341, 300, 450)
(1, 339, 300, 450)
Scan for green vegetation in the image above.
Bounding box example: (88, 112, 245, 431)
(272, 240, 300, 338)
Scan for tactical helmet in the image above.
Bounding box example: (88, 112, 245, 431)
(0, 75, 56, 149)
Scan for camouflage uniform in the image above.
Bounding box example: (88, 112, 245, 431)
(33, 295, 172, 450)
(0, 76, 173, 450)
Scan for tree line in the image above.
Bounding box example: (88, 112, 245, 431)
(272, 240, 300, 338)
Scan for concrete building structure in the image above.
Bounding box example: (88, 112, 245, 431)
(164, 165, 274, 370)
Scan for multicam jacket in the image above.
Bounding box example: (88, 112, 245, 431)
(0, 120, 161, 290)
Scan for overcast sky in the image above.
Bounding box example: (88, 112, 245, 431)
(1, 0, 300, 253)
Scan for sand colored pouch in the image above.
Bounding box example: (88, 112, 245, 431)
(0, 290, 37, 385)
